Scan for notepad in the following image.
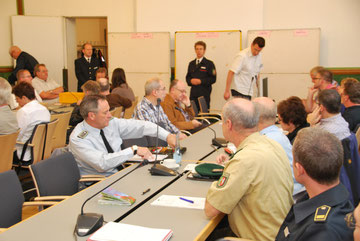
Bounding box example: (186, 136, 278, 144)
(88, 222, 173, 241)
(151, 195, 205, 210)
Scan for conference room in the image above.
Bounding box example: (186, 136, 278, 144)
(1, 0, 360, 240)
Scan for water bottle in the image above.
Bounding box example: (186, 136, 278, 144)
(173, 132, 182, 165)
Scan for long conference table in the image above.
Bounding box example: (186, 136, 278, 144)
(0, 122, 225, 241)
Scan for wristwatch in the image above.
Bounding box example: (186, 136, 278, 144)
(131, 145, 138, 155)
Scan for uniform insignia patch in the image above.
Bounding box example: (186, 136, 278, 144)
(77, 130, 88, 139)
(216, 172, 230, 188)
(213, 69, 216, 76)
(284, 226, 290, 237)
(314, 205, 331, 222)
(348, 158, 352, 164)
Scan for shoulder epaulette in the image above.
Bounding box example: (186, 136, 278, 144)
(77, 130, 88, 139)
(314, 205, 331, 222)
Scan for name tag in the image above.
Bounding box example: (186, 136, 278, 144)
(201, 66, 206, 69)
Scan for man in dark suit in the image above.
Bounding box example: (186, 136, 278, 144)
(74, 43, 100, 91)
(8, 46, 39, 86)
(186, 41, 216, 110)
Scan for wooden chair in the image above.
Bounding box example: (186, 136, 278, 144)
(50, 111, 72, 151)
(112, 106, 124, 118)
(197, 96, 222, 119)
(109, 109, 116, 117)
(0, 170, 56, 228)
(0, 130, 19, 173)
(42, 119, 59, 160)
(123, 96, 139, 119)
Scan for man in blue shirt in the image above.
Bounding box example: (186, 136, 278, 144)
(253, 97, 304, 194)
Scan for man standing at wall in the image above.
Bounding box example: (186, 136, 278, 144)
(223, 37, 265, 100)
(186, 41, 216, 110)
(75, 43, 100, 92)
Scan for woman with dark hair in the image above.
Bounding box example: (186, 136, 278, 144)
(277, 96, 309, 144)
(111, 68, 135, 101)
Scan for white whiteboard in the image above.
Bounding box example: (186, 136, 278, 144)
(175, 30, 242, 110)
(247, 28, 320, 73)
(11, 16, 65, 86)
(108, 32, 171, 99)
(247, 28, 320, 101)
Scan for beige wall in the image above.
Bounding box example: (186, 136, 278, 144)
(0, 0, 16, 66)
(1, 0, 360, 68)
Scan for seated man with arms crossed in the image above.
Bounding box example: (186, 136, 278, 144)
(275, 128, 353, 241)
(69, 94, 176, 176)
(161, 79, 203, 133)
(205, 98, 293, 241)
(32, 64, 64, 104)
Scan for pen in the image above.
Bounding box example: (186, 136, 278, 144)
(179, 197, 194, 204)
(142, 188, 150, 195)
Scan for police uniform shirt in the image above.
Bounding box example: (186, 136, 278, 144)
(185, 57, 216, 103)
(230, 47, 263, 96)
(275, 184, 353, 241)
(206, 132, 294, 241)
(69, 118, 170, 176)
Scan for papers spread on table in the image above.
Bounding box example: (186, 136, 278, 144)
(88, 222, 173, 241)
(151, 195, 205, 210)
(129, 154, 168, 162)
(183, 163, 198, 173)
(98, 188, 136, 206)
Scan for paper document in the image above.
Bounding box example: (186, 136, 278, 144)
(88, 222, 173, 241)
(129, 154, 168, 162)
(151, 195, 205, 210)
(183, 163, 198, 173)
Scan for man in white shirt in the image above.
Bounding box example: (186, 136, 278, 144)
(17, 69, 42, 102)
(224, 37, 265, 100)
(32, 64, 64, 104)
(12, 82, 50, 163)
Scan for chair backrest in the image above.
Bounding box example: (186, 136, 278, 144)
(0, 130, 19, 173)
(113, 106, 123, 118)
(29, 152, 81, 197)
(123, 96, 139, 119)
(0, 170, 24, 228)
(29, 124, 47, 164)
(191, 100, 199, 116)
(356, 124, 360, 150)
(198, 96, 209, 113)
(341, 133, 360, 206)
(50, 111, 72, 151)
(42, 119, 59, 160)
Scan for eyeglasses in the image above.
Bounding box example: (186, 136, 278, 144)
(175, 88, 186, 94)
(345, 212, 357, 229)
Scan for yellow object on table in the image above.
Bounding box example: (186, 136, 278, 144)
(59, 92, 84, 104)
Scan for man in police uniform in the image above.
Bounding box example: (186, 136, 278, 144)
(75, 43, 100, 91)
(69, 94, 176, 176)
(275, 127, 353, 241)
(205, 98, 294, 241)
(186, 41, 216, 110)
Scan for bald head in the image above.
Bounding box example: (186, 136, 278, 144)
(97, 78, 110, 92)
(9, 46, 22, 59)
(253, 97, 277, 127)
(222, 98, 259, 132)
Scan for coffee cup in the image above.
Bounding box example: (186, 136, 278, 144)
(160, 159, 178, 169)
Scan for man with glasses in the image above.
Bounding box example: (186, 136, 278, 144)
(275, 127, 353, 241)
(161, 79, 203, 133)
(134, 77, 186, 138)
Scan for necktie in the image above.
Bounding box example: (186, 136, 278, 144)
(100, 129, 114, 153)
(87, 58, 90, 63)
(196, 59, 200, 66)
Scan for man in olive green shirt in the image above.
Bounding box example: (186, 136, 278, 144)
(205, 98, 293, 241)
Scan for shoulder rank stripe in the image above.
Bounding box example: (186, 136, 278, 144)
(314, 205, 331, 222)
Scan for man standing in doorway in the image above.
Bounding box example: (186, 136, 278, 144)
(75, 43, 100, 91)
(224, 36, 265, 100)
(186, 41, 216, 110)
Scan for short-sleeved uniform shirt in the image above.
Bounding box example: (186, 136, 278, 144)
(206, 132, 294, 241)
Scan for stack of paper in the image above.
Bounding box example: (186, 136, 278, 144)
(98, 188, 136, 206)
(151, 195, 205, 210)
(88, 222, 173, 241)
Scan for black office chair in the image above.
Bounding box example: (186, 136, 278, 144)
(197, 96, 222, 120)
(0, 170, 56, 229)
(29, 152, 103, 202)
(190, 100, 220, 124)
